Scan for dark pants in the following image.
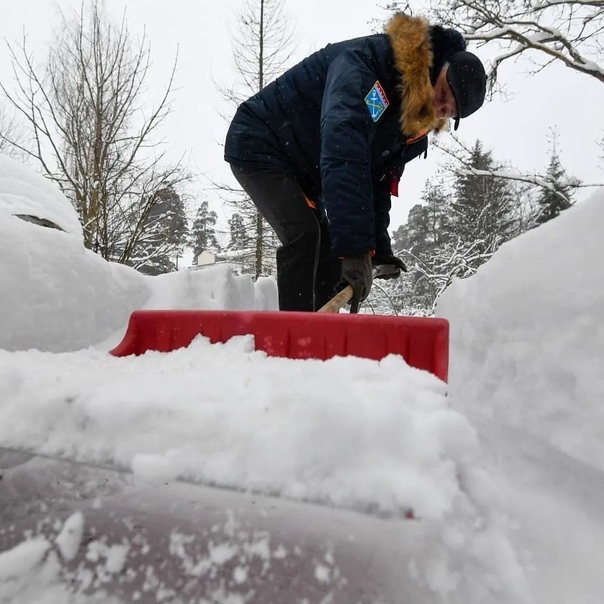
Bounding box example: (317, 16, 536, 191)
(230, 164, 341, 311)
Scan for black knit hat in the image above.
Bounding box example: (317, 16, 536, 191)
(429, 25, 467, 85)
(446, 51, 487, 130)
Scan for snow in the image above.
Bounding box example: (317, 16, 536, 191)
(0, 155, 83, 238)
(0, 174, 276, 352)
(0, 343, 464, 519)
(436, 195, 604, 471)
(0, 155, 603, 603)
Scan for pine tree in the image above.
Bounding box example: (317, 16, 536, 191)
(384, 142, 527, 314)
(130, 186, 189, 275)
(189, 200, 220, 265)
(387, 180, 454, 313)
(225, 212, 255, 274)
(533, 136, 576, 227)
(451, 140, 519, 264)
(228, 213, 251, 251)
(396, 182, 453, 254)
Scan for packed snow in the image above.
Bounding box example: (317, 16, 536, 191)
(0, 154, 603, 603)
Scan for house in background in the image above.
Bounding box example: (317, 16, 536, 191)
(196, 250, 217, 266)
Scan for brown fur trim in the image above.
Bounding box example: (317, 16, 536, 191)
(385, 13, 449, 136)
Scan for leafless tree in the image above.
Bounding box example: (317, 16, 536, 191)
(388, 0, 603, 86)
(0, 104, 25, 159)
(0, 0, 188, 263)
(223, 0, 295, 106)
(218, 0, 296, 279)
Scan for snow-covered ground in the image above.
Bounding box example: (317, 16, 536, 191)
(1, 153, 603, 603)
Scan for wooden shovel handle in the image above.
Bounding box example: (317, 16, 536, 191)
(317, 285, 354, 313)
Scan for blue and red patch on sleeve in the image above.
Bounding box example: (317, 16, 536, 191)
(364, 81, 390, 122)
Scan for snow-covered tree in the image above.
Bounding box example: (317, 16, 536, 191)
(189, 200, 220, 265)
(226, 212, 256, 275)
(0, 0, 188, 261)
(122, 186, 189, 275)
(382, 142, 527, 313)
(389, 0, 604, 86)
(451, 140, 520, 256)
(532, 133, 578, 227)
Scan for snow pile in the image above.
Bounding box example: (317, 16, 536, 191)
(0, 155, 83, 237)
(0, 340, 459, 518)
(0, 154, 278, 353)
(0, 337, 530, 602)
(1, 158, 604, 603)
(0, 215, 149, 353)
(437, 189, 604, 473)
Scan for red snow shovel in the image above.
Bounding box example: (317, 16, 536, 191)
(110, 299, 449, 382)
(110, 265, 448, 381)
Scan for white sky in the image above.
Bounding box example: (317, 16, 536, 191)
(1, 147, 604, 601)
(1, 0, 602, 232)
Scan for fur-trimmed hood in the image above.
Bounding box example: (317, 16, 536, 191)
(385, 13, 449, 136)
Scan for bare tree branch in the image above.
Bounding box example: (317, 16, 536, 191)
(215, 0, 296, 278)
(432, 134, 595, 209)
(0, 0, 188, 263)
(389, 0, 604, 85)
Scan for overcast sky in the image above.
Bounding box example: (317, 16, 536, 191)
(1, 0, 602, 231)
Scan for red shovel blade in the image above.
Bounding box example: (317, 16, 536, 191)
(110, 310, 449, 383)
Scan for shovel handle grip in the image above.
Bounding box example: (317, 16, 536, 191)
(317, 285, 354, 313)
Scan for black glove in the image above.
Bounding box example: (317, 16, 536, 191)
(340, 253, 373, 313)
(372, 253, 408, 280)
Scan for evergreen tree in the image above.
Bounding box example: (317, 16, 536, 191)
(451, 140, 519, 264)
(395, 182, 453, 254)
(533, 136, 576, 227)
(228, 213, 251, 251)
(225, 212, 255, 274)
(388, 180, 453, 313)
(189, 200, 220, 265)
(129, 186, 189, 275)
(382, 142, 528, 314)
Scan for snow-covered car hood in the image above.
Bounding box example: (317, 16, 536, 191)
(0, 154, 83, 239)
(0, 450, 431, 603)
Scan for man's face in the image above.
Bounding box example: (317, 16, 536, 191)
(433, 66, 458, 120)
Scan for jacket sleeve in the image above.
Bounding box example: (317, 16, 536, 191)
(374, 137, 429, 255)
(373, 172, 393, 256)
(320, 47, 379, 257)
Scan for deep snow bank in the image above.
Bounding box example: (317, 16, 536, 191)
(0, 157, 278, 353)
(437, 189, 604, 472)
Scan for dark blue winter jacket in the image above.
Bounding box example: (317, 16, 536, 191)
(225, 14, 464, 256)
